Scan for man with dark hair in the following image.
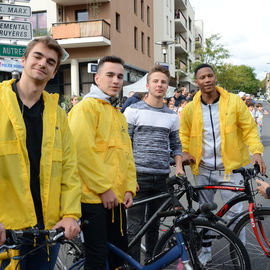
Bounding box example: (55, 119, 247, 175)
(180, 63, 265, 265)
(124, 65, 184, 265)
(0, 36, 81, 269)
(69, 55, 137, 270)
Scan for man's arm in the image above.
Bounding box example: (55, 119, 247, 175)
(236, 98, 265, 174)
(0, 222, 5, 245)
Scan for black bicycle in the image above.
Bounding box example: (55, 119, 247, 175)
(55, 174, 251, 269)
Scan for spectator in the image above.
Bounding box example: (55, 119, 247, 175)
(168, 96, 177, 111)
(0, 36, 81, 269)
(68, 95, 79, 113)
(128, 91, 135, 97)
(247, 102, 256, 120)
(124, 65, 184, 266)
(68, 56, 137, 270)
(177, 99, 187, 118)
(173, 88, 182, 107)
(121, 92, 147, 113)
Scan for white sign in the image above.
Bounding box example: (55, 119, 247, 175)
(0, 4, 31, 17)
(0, 20, 32, 40)
(0, 58, 23, 72)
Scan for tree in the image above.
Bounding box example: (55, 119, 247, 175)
(217, 64, 260, 94)
(193, 33, 230, 72)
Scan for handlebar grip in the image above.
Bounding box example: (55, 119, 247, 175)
(166, 175, 186, 187)
(200, 203, 217, 214)
(232, 167, 245, 174)
(254, 163, 260, 174)
(157, 209, 182, 218)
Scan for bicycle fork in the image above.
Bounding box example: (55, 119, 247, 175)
(174, 227, 193, 270)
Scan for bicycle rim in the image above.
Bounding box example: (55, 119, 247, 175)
(233, 208, 270, 269)
(154, 219, 250, 270)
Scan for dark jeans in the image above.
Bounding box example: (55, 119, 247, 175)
(127, 173, 168, 264)
(81, 203, 128, 270)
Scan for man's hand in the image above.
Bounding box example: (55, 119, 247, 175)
(0, 222, 6, 245)
(53, 217, 80, 240)
(253, 153, 266, 175)
(100, 188, 118, 209)
(256, 179, 269, 199)
(123, 192, 133, 209)
(182, 152, 196, 166)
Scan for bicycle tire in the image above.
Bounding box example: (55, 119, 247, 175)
(233, 207, 270, 269)
(55, 236, 84, 270)
(153, 218, 251, 270)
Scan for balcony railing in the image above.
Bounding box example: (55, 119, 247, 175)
(52, 19, 110, 40)
(174, 10, 187, 28)
(175, 35, 187, 50)
(175, 60, 187, 72)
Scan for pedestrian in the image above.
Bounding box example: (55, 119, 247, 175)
(121, 91, 147, 113)
(124, 65, 184, 265)
(0, 36, 81, 269)
(68, 56, 137, 270)
(180, 63, 265, 266)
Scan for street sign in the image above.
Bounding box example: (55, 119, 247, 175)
(0, 20, 32, 40)
(0, 43, 26, 58)
(0, 58, 23, 72)
(0, 3, 31, 17)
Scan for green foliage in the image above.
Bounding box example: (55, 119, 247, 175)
(217, 64, 260, 94)
(259, 78, 266, 93)
(192, 34, 230, 73)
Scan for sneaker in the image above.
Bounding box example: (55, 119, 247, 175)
(198, 250, 212, 266)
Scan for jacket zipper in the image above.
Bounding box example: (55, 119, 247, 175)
(208, 105, 217, 170)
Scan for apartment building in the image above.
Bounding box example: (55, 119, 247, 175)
(154, 0, 203, 91)
(9, 0, 154, 97)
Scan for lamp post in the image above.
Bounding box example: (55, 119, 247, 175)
(155, 40, 174, 63)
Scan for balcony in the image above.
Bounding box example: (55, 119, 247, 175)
(175, 59, 187, 77)
(175, 10, 187, 33)
(52, 20, 111, 48)
(175, 35, 187, 54)
(52, 0, 110, 6)
(175, 0, 187, 11)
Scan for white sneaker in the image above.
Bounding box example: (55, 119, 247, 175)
(198, 250, 212, 266)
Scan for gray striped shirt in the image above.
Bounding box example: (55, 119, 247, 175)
(124, 101, 182, 174)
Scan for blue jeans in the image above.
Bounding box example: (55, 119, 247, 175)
(127, 173, 168, 264)
(1, 220, 60, 270)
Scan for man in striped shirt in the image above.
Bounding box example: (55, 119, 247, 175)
(124, 65, 184, 265)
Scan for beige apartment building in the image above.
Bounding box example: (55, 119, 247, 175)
(7, 0, 154, 97)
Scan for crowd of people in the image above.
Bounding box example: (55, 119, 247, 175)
(0, 36, 269, 270)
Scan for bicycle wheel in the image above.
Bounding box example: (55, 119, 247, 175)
(153, 218, 250, 270)
(55, 236, 84, 270)
(233, 207, 270, 269)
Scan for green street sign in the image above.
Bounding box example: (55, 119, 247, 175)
(0, 43, 26, 58)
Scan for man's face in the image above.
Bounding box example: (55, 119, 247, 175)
(95, 62, 124, 97)
(195, 67, 217, 94)
(146, 72, 168, 98)
(174, 91, 181, 98)
(21, 42, 58, 83)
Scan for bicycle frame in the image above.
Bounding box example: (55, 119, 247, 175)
(192, 182, 270, 257)
(107, 231, 189, 270)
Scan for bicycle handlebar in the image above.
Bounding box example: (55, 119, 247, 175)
(1, 228, 65, 250)
(233, 163, 261, 178)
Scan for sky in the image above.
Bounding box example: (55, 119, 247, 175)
(189, 0, 270, 80)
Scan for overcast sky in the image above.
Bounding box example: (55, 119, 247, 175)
(190, 0, 270, 80)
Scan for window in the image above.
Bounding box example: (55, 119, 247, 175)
(188, 17, 192, 31)
(147, 36, 150, 57)
(134, 0, 137, 14)
(170, 20, 172, 38)
(30, 11, 47, 36)
(115, 12, 120, 32)
(147, 6, 150, 26)
(141, 0, 144, 21)
(189, 38, 192, 52)
(75, 10, 88, 22)
(134, 27, 138, 49)
(166, 16, 169, 35)
(141, 32, 144, 53)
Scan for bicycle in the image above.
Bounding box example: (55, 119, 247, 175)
(0, 227, 65, 270)
(55, 174, 251, 270)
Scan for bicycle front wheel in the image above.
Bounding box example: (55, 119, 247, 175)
(153, 218, 250, 270)
(233, 207, 270, 269)
(55, 236, 84, 270)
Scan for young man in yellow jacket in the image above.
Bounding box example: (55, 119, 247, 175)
(68, 56, 137, 270)
(0, 37, 81, 269)
(180, 63, 265, 265)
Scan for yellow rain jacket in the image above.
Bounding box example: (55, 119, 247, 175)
(180, 86, 263, 176)
(68, 90, 137, 204)
(0, 79, 81, 230)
